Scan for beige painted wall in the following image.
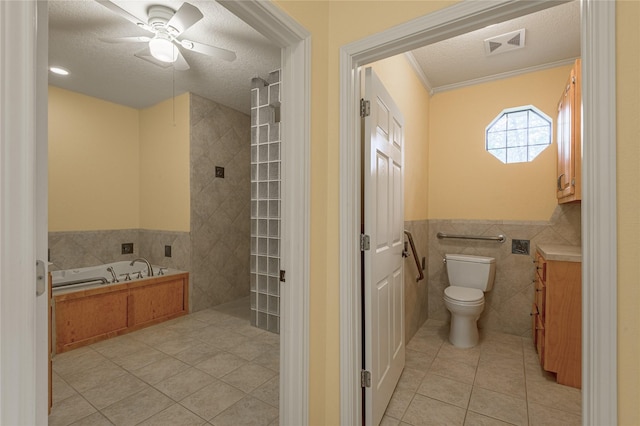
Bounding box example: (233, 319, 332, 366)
(49, 87, 190, 233)
(276, 0, 639, 424)
(428, 65, 571, 221)
(371, 56, 430, 221)
(616, 1, 640, 424)
(139, 93, 190, 232)
(48, 86, 140, 231)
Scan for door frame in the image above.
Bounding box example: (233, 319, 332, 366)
(0, 1, 311, 424)
(339, 1, 617, 425)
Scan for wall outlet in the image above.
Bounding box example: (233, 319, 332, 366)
(215, 166, 225, 178)
(511, 239, 530, 255)
(121, 243, 134, 255)
(164, 245, 172, 258)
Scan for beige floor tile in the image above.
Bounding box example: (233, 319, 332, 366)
(52, 373, 78, 405)
(163, 317, 210, 333)
(253, 346, 280, 372)
(463, 411, 515, 426)
(210, 396, 278, 426)
(137, 403, 207, 426)
(64, 361, 128, 393)
(525, 379, 582, 415)
(195, 351, 247, 378)
(90, 335, 148, 359)
(69, 411, 114, 426)
(429, 356, 478, 385)
(396, 367, 427, 392)
(402, 394, 466, 426)
(384, 388, 415, 420)
(101, 387, 173, 426)
(174, 343, 221, 366)
(153, 335, 201, 356)
(80, 372, 149, 409)
(221, 362, 277, 393)
(437, 342, 481, 367)
(405, 349, 434, 372)
(187, 309, 232, 324)
(527, 402, 581, 425)
(218, 316, 265, 338)
(417, 373, 472, 409)
(192, 326, 251, 350)
(229, 339, 277, 361)
(473, 362, 525, 400)
(48, 393, 96, 426)
(53, 348, 109, 378)
(131, 356, 190, 385)
(406, 333, 444, 357)
(128, 326, 183, 346)
(468, 387, 527, 426)
(251, 375, 279, 408)
(381, 415, 401, 426)
(255, 331, 280, 346)
(154, 367, 216, 401)
(179, 379, 245, 421)
(111, 346, 169, 371)
(211, 297, 251, 320)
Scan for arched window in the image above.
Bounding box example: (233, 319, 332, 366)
(486, 105, 552, 164)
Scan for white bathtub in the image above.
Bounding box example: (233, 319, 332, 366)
(51, 261, 177, 293)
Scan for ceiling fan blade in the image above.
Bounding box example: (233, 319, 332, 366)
(100, 36, 151, 44)
(173, 49, 191, 71)
(95, 1, 151, 31)
(166, 3, 203, 36)
(180, 39, 236, 62)
(134, 47, 172, 69)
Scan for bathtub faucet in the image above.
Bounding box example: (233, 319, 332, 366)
(106, 267, 119, 283)
(130, 258, 153, 277)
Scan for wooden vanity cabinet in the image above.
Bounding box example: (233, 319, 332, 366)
(556, 59, 582, 204)
(532, 250, 582, 388)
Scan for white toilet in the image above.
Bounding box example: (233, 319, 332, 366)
(443, 254, 496, 348)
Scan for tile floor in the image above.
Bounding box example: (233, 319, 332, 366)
(49, 296, 280, 426)
(382, 319, 582, 426)
(50, 303, 581, 426)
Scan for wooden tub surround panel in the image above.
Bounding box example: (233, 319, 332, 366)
(54, 272, 189, 354)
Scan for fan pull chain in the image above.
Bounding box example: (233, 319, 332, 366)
(172, 60, 176, 127)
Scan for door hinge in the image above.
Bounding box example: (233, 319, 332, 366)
(279, 270, 286, 283)
(360, 234, 370, 251)
(360, 99, 370, 117)
(361, 370, 371, 388)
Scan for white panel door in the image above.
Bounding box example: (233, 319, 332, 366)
(362, 67, 405, 426)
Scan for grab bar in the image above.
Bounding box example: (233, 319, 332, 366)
(436, 232, 506, 243)
(403, 230, 425, 282)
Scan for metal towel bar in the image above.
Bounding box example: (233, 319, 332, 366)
(403, 230, 425, 282)
(436, 232, 506, 243)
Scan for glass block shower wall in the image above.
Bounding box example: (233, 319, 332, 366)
(250, 70, 281, 334)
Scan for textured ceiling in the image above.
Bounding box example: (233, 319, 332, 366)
(410, 1, 580, 93)
(48, 0, 281, 112)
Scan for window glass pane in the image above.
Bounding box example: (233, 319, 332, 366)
(507, 111, 528, 129)
(486, 105, 551, 164)
(506, 129, 527, 147)
(507, 147, 528, 163)
(528, 144, 547, 161)
(488, 148, 507, 163)
(487, 131, 506, 149)
(529, 110, 549, 128)
(489, 115, 507, 132)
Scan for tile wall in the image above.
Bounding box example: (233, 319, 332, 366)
(427, 203, 581, 336)
(190, 94, 252, 313)
(250, 71, 281, 333)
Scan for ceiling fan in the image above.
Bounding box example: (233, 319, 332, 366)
(96, 1, 236, 71)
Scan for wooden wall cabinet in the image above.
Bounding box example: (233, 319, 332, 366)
(53, 272, 189, 354)
(556, 59, 582, 203)
(532, 249, 581, 388)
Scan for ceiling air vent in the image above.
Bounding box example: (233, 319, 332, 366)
(484, 29, 526, 56)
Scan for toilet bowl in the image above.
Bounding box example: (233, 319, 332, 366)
(443, 254, 496, 348)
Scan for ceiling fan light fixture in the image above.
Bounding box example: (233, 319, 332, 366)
(149, 33, 178, 63)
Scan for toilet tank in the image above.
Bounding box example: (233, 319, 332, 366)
(445, 254, 496, 291)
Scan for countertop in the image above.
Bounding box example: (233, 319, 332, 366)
(536, 244, 582, 262)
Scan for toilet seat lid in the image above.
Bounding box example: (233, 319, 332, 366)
(444, 286, 484, 303)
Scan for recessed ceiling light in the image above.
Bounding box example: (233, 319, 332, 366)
(49, 66, 69, 76)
